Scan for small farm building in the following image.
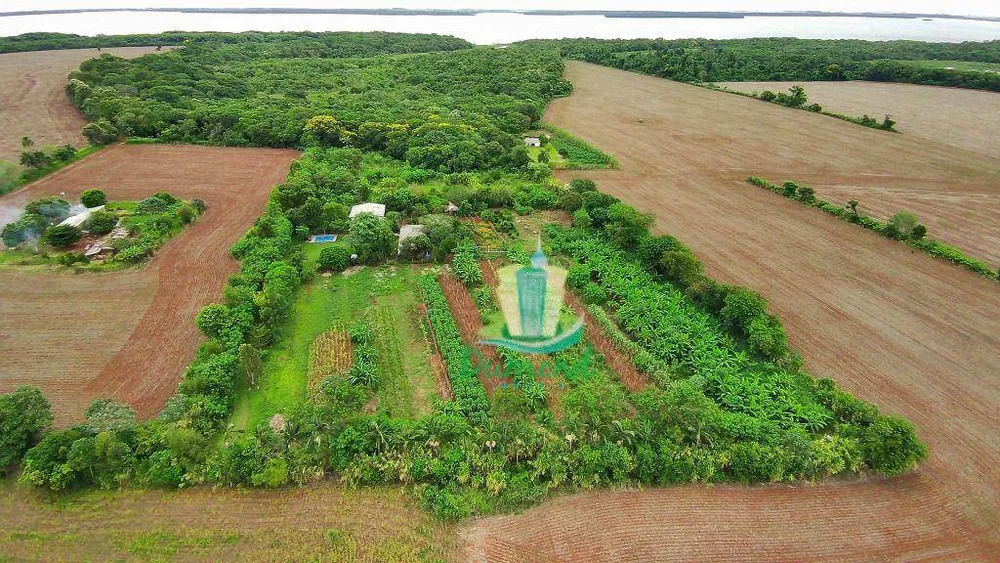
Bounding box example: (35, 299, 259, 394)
(397, 224, 426, 255)
(58, 205, 105, 228)
(349, 202, 386, 218)
(523, 137, 541, 147)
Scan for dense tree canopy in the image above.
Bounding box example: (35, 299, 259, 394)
(524, 37, 1000, 91)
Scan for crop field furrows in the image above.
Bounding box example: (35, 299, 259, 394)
(308, 329, 353, 397)
(0, 144, 298, 424)
(564, 292, 646, 392)
(717, 80, 1000, 160)
(437, 272, 506, 392)
(460, 60, 1000, 561)
(0, 47, 172, 163)
(418, 302, 455, 401)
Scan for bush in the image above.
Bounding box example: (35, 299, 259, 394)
(582, 282, 607, 305)
(80, 189, 106, 208)
(781, 182, 798, 198)
(0, 386, 52, 474)
(571, 208, 592, 229)
(570, 178, 597, 193)
(192, 198, 208, 213)
(910, 224, 927, 240)
(567, 263, 591, 289)
(83, 210, 117, 235)
(136, 196, 169, 214)
(317, 245, 351, 273)
(860, 416, 926, 476)
(451, 242, 482, 286)
(44, 225, 82, 247)
(81, 118, 119, 145)
(889, 211, 919, 239)
(797, 186, 816, 203)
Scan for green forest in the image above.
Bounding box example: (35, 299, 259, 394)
(526, 37, 1000, 91)
(1, 31, 927, 519)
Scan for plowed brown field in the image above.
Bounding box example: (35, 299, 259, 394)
(0, 47, 170, 164)
(717, 80, 1000, 159)
(0, 144, 297, 424)
(463, 62, 1000, 561)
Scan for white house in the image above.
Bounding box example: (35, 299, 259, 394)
(348, 202, 386, 219)
(523, 137, 541, 148)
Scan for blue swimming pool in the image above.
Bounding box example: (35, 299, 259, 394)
(309, 234, 337, 243)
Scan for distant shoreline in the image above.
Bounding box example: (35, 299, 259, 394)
(1, 8, 998, 23)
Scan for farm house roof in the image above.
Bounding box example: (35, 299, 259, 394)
(349, 202, 385, 218)
(57, 205, 104, 228)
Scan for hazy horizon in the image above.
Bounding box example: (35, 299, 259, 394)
(8, 1, 1000, 19)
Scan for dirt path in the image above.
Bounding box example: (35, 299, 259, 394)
(0, 47, 170, 163)
(462, 61, 1000, 561)
(0, 144, 297, 424)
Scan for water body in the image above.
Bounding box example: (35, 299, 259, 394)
(1, 11, 999, 43)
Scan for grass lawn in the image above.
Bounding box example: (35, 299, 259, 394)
(526, 144, 565, 167)
(232, 243, 439, 429)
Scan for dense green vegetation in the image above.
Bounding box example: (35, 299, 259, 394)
(527, 38, 1000, 92)
(2, 32, 926, 518)
(65, 36, 570, 173)
(747, 176, 998, 281)
(0, 31, 470, 55)
(0, 191, 203, 269)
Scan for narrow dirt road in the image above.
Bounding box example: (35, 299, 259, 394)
(463, 62, 1000, 561)
(0, 144, 297, 424)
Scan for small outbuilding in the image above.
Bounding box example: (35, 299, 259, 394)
(57, 205, 104, 228)
(397, 224, 428, 257)
(349, 202, 386, 219)
(523, 137, 541, 147)
(444, 201, 459, 214)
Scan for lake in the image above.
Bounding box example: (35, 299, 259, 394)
(2, 11, 999, 43)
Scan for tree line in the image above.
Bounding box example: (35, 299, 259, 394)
(522, 37, 1000, 92)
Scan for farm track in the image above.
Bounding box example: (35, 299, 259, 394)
(0, 47, 171, 163)
(0, 144, 297, 424)
(564, 292, 646, 392)
(437, 272, 507, 393)
(463, 61, 1000, 561)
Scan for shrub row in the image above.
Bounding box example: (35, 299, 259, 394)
(419, 275, 490, 416)
(587, 304, 675, 385)
(747, 176, 998, 281)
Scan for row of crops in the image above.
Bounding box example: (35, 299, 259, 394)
(418, 274, 490, 416)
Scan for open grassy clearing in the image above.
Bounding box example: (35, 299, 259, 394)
(465, 58, 1000, 562)
(233, 253, 440, 430)
(0, 480, 460, 562)
(0, 144, 297, 425)
(894, 59, 1000, 72)
(717, 80, 1000, 159)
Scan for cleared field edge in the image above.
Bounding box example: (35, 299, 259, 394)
(746, 175, 999, 280)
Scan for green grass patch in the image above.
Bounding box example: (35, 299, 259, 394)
(541, 124, 619, 169)
(232, 259, 438, 429)
(893, 59, 1000, 72)
(526, 144, 565, 167)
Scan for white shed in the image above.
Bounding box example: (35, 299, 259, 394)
(523, 137, 541, 147)
(349, 203, 386, 218)
(348, 203, 385, 219)
(57, 205, 105, 228)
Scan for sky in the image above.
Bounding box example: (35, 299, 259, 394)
(6, 1, 999, 19)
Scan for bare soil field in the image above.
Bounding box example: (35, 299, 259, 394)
(717, 80, 1000, 159)
(0, 481, 459, 561)
(0, 144, 297, 425)
(0, 47, 170, 164)
(463, 61, 1000, 561)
